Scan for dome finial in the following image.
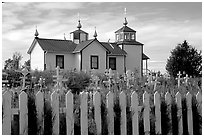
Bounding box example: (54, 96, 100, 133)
(123, 8, 128, 26)
(77, 13, 82, 29)
(35, 25, 39, 37)
(93, 27, 97, 38)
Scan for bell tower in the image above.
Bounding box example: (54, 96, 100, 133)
(70, 14, 88, 44)
(115, 8, 143, 76)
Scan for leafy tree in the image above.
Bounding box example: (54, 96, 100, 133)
(12, 52, 23, 70)
(4, 58, 14, 70)
(166, 40, 202, 78)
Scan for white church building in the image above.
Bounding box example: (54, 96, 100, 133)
(27, 16, 149, 76)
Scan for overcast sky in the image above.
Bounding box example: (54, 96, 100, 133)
(2, 2, 202, 73)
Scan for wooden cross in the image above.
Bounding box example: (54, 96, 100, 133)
(152, 73, 160, 91)
(16, 66, 31, 89)
(126, 70, 132, 88)
(92, 75, 100, 89)
(146, 72, 153, 86)
(53, 66, 67, 89)
(108, 68, 114, 79)
(184, 74, 190, 86)
(176, 71, 182, 88)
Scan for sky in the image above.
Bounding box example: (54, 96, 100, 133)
(2, 2, 202, 73)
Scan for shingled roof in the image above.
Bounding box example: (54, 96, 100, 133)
(100, 42, 127, 55)
(27, 38, 77, 54)
(115, 25, 136, 33)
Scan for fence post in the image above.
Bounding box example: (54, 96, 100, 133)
(175, 92, 183, 135)
(51, 91, 59, 135)
(36, 91, 44, 135)
(143, 91, 150, 135)
(80, 91, 88, 135)
(19, 91, 28, 135)
(106, 91, 114, 135)
(93, 91, 101, 135)
(186, 92, 193, 135)
(119, 91, 127, 135)
(131, 91, 139, 135)
(165, 92, 172, 135)
(154, 91, 161, 135)
(2, 91, 12, 135)
(196, 91, 202, 134)
(66, 90, 74, 135)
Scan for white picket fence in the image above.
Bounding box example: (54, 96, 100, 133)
(2, 89, 202, 135)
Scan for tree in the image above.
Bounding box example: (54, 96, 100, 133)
(4, 58, 14, 70)
(166, 40, 202, 78)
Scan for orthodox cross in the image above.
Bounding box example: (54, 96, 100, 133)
(146, 72, 153, 86)
(152, 73, 160, 91)
(176, 71, 182, 88)
(53, 66, 67, 89)
(124, 8, 127, 16)
(16, 66, 31, 89)
(184, 74, 190, 86)
(92, 75, 100, 89)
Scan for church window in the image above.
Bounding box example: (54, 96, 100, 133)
(109, 57, 116, 70)
(116, 34, 119, 41)
(56, 55, 64, 69)
(131, 33, 135, 40)
(91, 55, 99, 69)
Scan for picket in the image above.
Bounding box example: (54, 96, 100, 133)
(66, 90, 74, 135)
(131, 91, 139, 135)
(106, 91, 114, 135)
(119, 91, 127, 135)
(36, 91, 44, 135)
(19, 91, 28, 135)
(186, 92, 193, 135)
(165, 92, 172, 135)
(80, 91, 88, 135)
(2, 91, 12, 135)
(143, 91, 150, 135)
(196, 91, 202, 115)
(154, 91, 161, 135)
(51, 91, 59, 135)
(175, 92, 183, 135)
(93, 91, 101, 135)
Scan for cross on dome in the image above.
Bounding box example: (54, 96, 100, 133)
(93, 27, 97, 38)
(123, 8, 128, 26)
(176, 71, 182, 88)
(35, 25, 39, 37)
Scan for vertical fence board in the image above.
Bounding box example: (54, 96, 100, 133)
(186, 92, 193, 135)
(93, 91, 101, 135)
(131, 91, 139, 135)
(51, 91, 59, 135)
(143, 91, 150, 135)
(196, 91, 202, 115)
(165, 92, 172, 135)
(106, 91, 114, 135)
(80, 91, 88, 135)
(154, 91, 161, 135)
(175, 92, 183, 135)
(2, 91, 12, 135)
(19, 91, 28, 135)
(66, 90, 74, 135)
(196, 91, 202, 134)
(119, 91, 127, 135)
(36, 91, 44, 135)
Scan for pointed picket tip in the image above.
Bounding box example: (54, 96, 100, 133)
(154, 91, 160, 105)
(131, 91, 138, 98)
(175, 92, 182, 102)
(196, 91, 202, 103)
(165, 92, 171, 104)
(120, 91, 126, 97)
(36, 90, 43, 96)
(143, 91, 149, 99)
(3, 90, 11, 98)
(19, 91, 27, 97)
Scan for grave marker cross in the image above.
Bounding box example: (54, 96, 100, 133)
(184, 74, 190, 86)
(16, 66, 31, 89)
(176, 71, 182, 88)
(53, 66, 67, 89)
(152, 73, 160, 91)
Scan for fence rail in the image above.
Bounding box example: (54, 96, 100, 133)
(2, 87, 202, 135)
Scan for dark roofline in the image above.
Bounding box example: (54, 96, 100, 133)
(142, 53, 150, 60)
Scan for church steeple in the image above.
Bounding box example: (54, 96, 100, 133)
(77, 20, 82, 30)
(35, 26, 39, 37)
(93, 27, 97, 38)
(123, 8, 128, 26)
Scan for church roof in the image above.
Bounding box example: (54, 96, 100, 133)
(117, 40, 143, 45)
(100, 42, 127, 55)
(73, 39, 95, 53)
(115, 25, 136, 33)
(27, 38, 77, 54)
(142, 53, 150, 60)
(70, 29, 88, 34)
